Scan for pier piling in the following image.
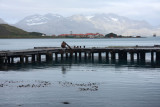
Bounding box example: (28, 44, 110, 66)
(75, 52, 77, 59)
(79, 52, 82, 59)
(91, 53, 94, 60)
(130, 52, 134, 61)
(46, 52, 53, 61)
(106, 52, 109, 60)
(151, 51, 154, 62)
(84, 52, 87, 59)
(66, 53, 68, 59)
(69, 52, 73, 58)
(111, 52, 115, 60)
(140, 52, 145, 61)
(137, 53, 140, 61)
(20, 56, 24, 63)
(0, 57, 3, 64)
(156, 51, 160, 63)
(11, 57, 14, 63)
(25, 56, 28, 63)
(32, 55, 35, 62)
(98, 52, 102, 60)
(55, 53, 58, 60)
(7, 57, 11, 64)
(37, 54, 41, 62)
(61, 53, 64, 60)
(88, 52, 91, 59)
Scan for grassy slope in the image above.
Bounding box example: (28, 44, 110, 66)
(0, 24, 47, 38)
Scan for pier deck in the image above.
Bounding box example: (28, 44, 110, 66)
(0, 46, 160, 64)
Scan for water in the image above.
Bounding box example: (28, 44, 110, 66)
(0, 38, 160, 107)
(0, 37, 160, 50)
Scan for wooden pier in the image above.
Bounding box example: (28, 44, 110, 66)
(0, 45, 160, 64)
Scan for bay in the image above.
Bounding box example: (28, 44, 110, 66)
(0, 37, 160, 107)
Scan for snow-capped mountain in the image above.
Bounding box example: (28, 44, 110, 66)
(14, 13, 160, 36)
(69, 14, 154, 35)
(15, 13, 99, 35)
(0, 18, 6, 24)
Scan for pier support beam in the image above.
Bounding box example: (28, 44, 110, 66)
(151, 51, 154, 62)
(130, 52, 134, 61)
(55, 53, 58, 60)
(20, 55, 24, 63)
(25, 56, 28, 63)
(84, 52, 87, 59)
(32, 54, 35, 62)
(98, 52, 102, 60)
(123, 52, 127, 60)
(118, 52, 122, 60)
(66, 53, 68, 59)
(11, 57, 14, 63)
(75, 52, 77, 59)
(118, 51, 127, 60)
(140, 52, 145, 61)
(69, 52, 73, 58)
(37, 54, 41, 62)
(0, 57, 4, 64)
(46, 52, 53, 61)
(91, 53, 94, 60)
(156, 51, 160, 63)
(61, 53, 64, 60)
(7, 57, 11, 64)
(4, 57, 7, 64)
(137, 53, 140, 61)
(106, 52, 109, 60)
(111, 52, 115, 60)
(79, 52, 81, 59)
(88, 53, 91, 59)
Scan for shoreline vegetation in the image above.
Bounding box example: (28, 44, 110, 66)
(0, 24, 145, 39)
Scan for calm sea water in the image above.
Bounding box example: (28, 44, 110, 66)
(0, 38, 160, 107)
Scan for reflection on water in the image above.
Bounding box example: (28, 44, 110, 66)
(1, 58, 160, 71)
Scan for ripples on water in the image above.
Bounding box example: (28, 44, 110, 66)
(1, 38, 160, 107)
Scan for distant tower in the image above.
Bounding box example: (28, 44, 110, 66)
(153, 33, 156, 37)
(70, 31, 72, 36)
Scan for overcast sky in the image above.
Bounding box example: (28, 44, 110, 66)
(0, 0, 160, 26)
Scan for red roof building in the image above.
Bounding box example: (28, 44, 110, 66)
(58, 33, 104, 38)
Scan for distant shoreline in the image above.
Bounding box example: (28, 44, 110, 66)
(0, 36, 146, 39)
(0, 37, 146, 39)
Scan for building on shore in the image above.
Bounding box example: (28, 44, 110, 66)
(58, 33, 104, 38)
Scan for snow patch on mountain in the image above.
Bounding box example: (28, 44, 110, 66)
(25, 15, 49, 26)
(86, 16, 94, 20)
(27, 22, 48, 26)
(110, 17, 118, 22)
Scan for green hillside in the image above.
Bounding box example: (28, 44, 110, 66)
(0, 24, 45, 38)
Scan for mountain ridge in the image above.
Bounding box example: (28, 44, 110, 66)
(13, 13, 160, 36)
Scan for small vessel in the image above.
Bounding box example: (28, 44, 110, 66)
(153, 33, 156, 37)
